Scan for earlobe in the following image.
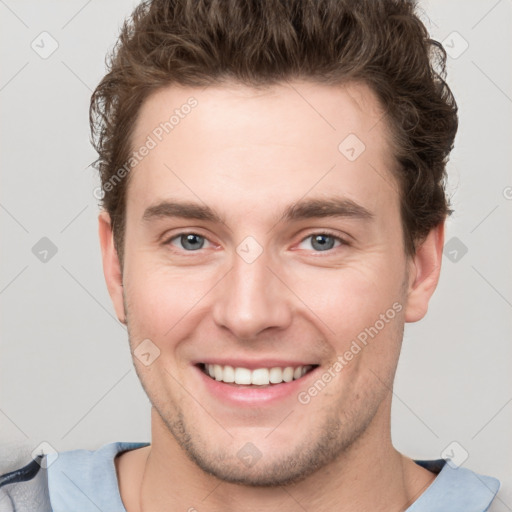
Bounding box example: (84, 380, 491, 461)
(98, 211, 127, 325)
(404, 222, 445, 323)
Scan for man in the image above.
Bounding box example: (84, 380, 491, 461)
(0, 0, 501, 510)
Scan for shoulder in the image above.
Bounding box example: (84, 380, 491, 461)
(0, 441, 149, 512)
(0, 452, 51, 512)
(46, 441, 149, 512)
(408, 459, 500, 512)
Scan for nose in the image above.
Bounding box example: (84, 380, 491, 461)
(212, 246, 293, 340)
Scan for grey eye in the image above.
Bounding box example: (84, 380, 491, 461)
(172, 233, 206, 251)
(310, 234, 336, 251)
(297, 233, 342, 252)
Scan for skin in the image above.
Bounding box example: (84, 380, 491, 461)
(100, 81, 444, 511)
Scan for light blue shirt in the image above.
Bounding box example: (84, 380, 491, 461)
(44, 441, 499, 511)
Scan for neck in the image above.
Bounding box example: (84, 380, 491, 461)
(137, 403, 434, 512)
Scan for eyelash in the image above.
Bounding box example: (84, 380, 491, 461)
(163, 230, 349, 254)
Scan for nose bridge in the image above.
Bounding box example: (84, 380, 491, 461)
(212, 243, 292, 339)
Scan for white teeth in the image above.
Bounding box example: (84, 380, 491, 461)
(269, 367, 283, 383)
(282, 367, 294, 382)
(203, 364, 314, 385)
(251, 368, 269, 385)
(234, 367, 252, 385)
(223, 365, 235, 383)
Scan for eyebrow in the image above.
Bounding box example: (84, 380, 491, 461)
(142, 197, 374, 225)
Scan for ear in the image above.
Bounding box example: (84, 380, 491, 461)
(98, 211, 126, 325)
(404, 222, 445, 323)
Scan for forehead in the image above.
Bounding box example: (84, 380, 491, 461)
(126, 81, 399, 222)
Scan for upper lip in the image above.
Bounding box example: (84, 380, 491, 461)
(195, 359, 319, 370)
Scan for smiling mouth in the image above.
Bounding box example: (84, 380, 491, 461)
(197, 363, 318, 386)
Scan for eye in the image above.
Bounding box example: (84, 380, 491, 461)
(297, 232, 346, 252)
(166, 233, 212, 251)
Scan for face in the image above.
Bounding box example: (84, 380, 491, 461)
(100, 81, 442, 486)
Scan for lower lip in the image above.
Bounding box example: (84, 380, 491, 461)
(194, 365, 320, 406)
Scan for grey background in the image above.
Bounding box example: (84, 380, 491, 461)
(0, 0, 511, 508)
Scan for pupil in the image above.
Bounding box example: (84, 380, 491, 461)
(182, 234, 204, 250)
(313, 234, 334, 251)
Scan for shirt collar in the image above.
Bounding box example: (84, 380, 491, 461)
(46, 443, 500, 512)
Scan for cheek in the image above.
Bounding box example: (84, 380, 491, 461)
(125, 274, 175, 336)
(290, 260, 405, 340)
(125, 265, 183, 339)
(123, 259, 217, 346)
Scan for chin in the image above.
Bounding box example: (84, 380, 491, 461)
(163, 406, 369, 488)
(186, 449, 324, 488)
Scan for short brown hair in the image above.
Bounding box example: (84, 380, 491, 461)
(90, 0, 458, 263)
